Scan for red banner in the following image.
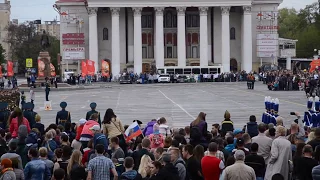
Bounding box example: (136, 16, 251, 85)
(0, 66, 3, 78)
(38, 59, 44, 77)
(310, 59, 320, 72)
(86, 59, 95, 76)
(50, 63, 56, 77)
(81, 61, 87, 77)
(7, 61, 13, 77)
(62, 33, 85, 45)
(101, 60, 110, 77)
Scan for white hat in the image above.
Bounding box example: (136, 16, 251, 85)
(79, 118, 87, 125)
(89, 125, 100, 131)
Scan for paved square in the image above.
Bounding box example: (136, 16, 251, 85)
(29, 82, 307, 129)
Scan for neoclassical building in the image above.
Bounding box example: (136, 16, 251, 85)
(56, 0, 282, 76)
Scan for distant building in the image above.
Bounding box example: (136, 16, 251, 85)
(0, 0, 10, 60)
(35, 20, 61, 40)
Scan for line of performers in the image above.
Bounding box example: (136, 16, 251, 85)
(262, 96, 280, 125)
(304, 96, 320, 128)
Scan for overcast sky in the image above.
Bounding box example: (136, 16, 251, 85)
(7, 0, 319, 21)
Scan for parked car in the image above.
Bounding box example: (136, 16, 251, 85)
(119, 75, 132, 84)
(158, 74, 170, 83)
(177, 75, 189, 83)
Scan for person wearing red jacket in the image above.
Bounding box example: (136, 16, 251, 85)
(75, 119, 87, 141)
(9, 107, 30, 138)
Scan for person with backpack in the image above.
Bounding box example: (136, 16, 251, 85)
(190, 112, 208, 149)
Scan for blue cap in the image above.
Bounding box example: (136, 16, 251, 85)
(233, 129, 243, 135)
(307, 97, 313, 109)
(60, 101, 67, 108)
(90, 102, 97, 109)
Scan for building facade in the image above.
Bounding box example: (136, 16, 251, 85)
(0, 0, 10, 60)
(56, 0, 282, 76)
(35, 20, 61, 40)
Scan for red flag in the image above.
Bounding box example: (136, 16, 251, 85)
(86, 59, 95, 76)
(81, 61, 88, 77)
(50, 63, 56, 77)
(7, 61, 13, 77)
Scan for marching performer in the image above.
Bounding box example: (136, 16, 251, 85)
(268, 99, 275, 125)
(304, 97, 314, 127)
(271, 98, 279, 125)
(312, 96, 320, 127)
(262, 96, 270, 124)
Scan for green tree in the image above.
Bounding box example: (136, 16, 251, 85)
(0, 44, 5, 65)
(5, 22, 60, 74)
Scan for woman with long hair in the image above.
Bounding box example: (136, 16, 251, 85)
(102, 108, 127, 154)
(190, 112, 208, 149)
(67, 150, 86, 180)
(9, 107, 30, 138)
(193, 145, 204, 163)
(138, 155, 152, 179)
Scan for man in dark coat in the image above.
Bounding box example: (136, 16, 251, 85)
(56, 101, 71, 127)
(86, 102, 101, 125)
(149, 153, 179, 180)
(0, 103, 10, 129)
(23, 102, 37, 128)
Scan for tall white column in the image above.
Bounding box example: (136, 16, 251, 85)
(199, 7, 208, 67)
(221, 6, 230, 72)
(242, 6, 253, 72)
(286, 57, 292, 70)
(111, 8, 121, 78)
(155, 7, 164, 68)
(177, 7, 186, 67)
(88, 7, 99, 73)
(133, 7, 143, 74)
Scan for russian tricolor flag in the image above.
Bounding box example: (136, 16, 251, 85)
(125, 122, 142, 142)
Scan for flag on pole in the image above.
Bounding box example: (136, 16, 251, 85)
(124, 122, 142, 142)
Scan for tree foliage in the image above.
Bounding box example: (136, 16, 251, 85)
(278, 3, 320, 58)
(5, 22, 60, 74)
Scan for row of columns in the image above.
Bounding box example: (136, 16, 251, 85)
(88, 6, 253, 76)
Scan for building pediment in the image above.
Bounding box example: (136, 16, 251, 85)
(87, 0, 252, 7)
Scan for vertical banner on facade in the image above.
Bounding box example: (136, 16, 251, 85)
(50, 63, 56, 77)
(38, 59, 45, 77)
(7, 61, 13, 77)
(81, 61, 88, 77)
(101, 60, 110, 77)
(86, 60, 95, 76)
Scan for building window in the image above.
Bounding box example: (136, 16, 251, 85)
(103, 28, 108, 40)
(186, 15, 199, 27)
(166, 12, 172, 28)
(230, 27, 235, 40)
(142, 15, 153, 28)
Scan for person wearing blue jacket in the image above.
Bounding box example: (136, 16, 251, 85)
(304, 97, 315, 127)
(312, 96, 320, 128)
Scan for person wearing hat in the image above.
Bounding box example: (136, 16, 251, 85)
(221, 110, 234, 137)
(304, 97, 315, 127)
(55, 101, 71, 127)
(0, 103, 10, 129)
(75, 118, 87, 141)
(312, 96, 320, 127)
(0, 158, 16, 180)
(23, 102, 37, 128)
(86, 102, 101, 125)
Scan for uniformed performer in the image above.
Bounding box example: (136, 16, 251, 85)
(265, 97, 272, 124)
(45, 77, 51, 101)
(262, 96, 270, 124)
(0, 103, 10, 129)
(20, 91, 26, 109)
(56, 101, 71, 127)
(304, 97, 314, 127)
(268, 99, 276, 125)
(86, 102, 101, 125)
(23, 102, 37, 128)
(312, 96, 320, 127)
(272, 98, 280, 125)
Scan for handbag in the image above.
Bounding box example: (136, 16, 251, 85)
(109, 118, 126, 139)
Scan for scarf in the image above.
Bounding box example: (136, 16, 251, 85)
(1, 168, 13, 175)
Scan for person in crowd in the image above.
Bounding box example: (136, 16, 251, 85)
(11, 158, 24, 180)
(0, 158, 16, 180)
(308, 128, 320, 151)
(120, 157, 142, 180)
(34, 114, 45, 136)
(265, 126, 292, 180)
(293, 144, 318, 180)
(225, 136, 235, 153)
(246, 115, 258, 138)
(1, 141, 22, 170)
(138, 155, 152, 179)
(149, 129, 164, 150)
(193, 145, 204, 165)
(224, 150, 256, 180)
(90, 125, 108, 150)
(44, 131, 58, 161)
(148, 161, 162, 180)
(221, 111, 234, 137)
(81, 140, 93, 166)
(24, 148, 51, 180)
(252, 123, 272, 164)
(169, 147, 186, 180)
(244, 143, 266, 180)
(154, 153, 179, 180)
(232, 138, 249, 155)
(182, 144, 203, 180)
(75, 119, 86, 142)
(242, 133, 252, 150)
(190, 112, 208, 149)
(158, 117, 171, 138)
(59, 134, 70, 149)
(132, 139, 155, 170)
(111, 137, 125, 161)
(87, 144, 118, 180)
(52, 168, 65, 180)
(143, 119, 157, 136)
(102, 108, 126, 154)
(53, 146, 72, 173)
(201, 142, 224, 180)
(153, 147, 164, 163)
(39, 147, 54, 173)
(67, 150, 86, 180)
(9, 107, 30, 138)
(80, 116, 99, 149)
(56, 102, 71, 128)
